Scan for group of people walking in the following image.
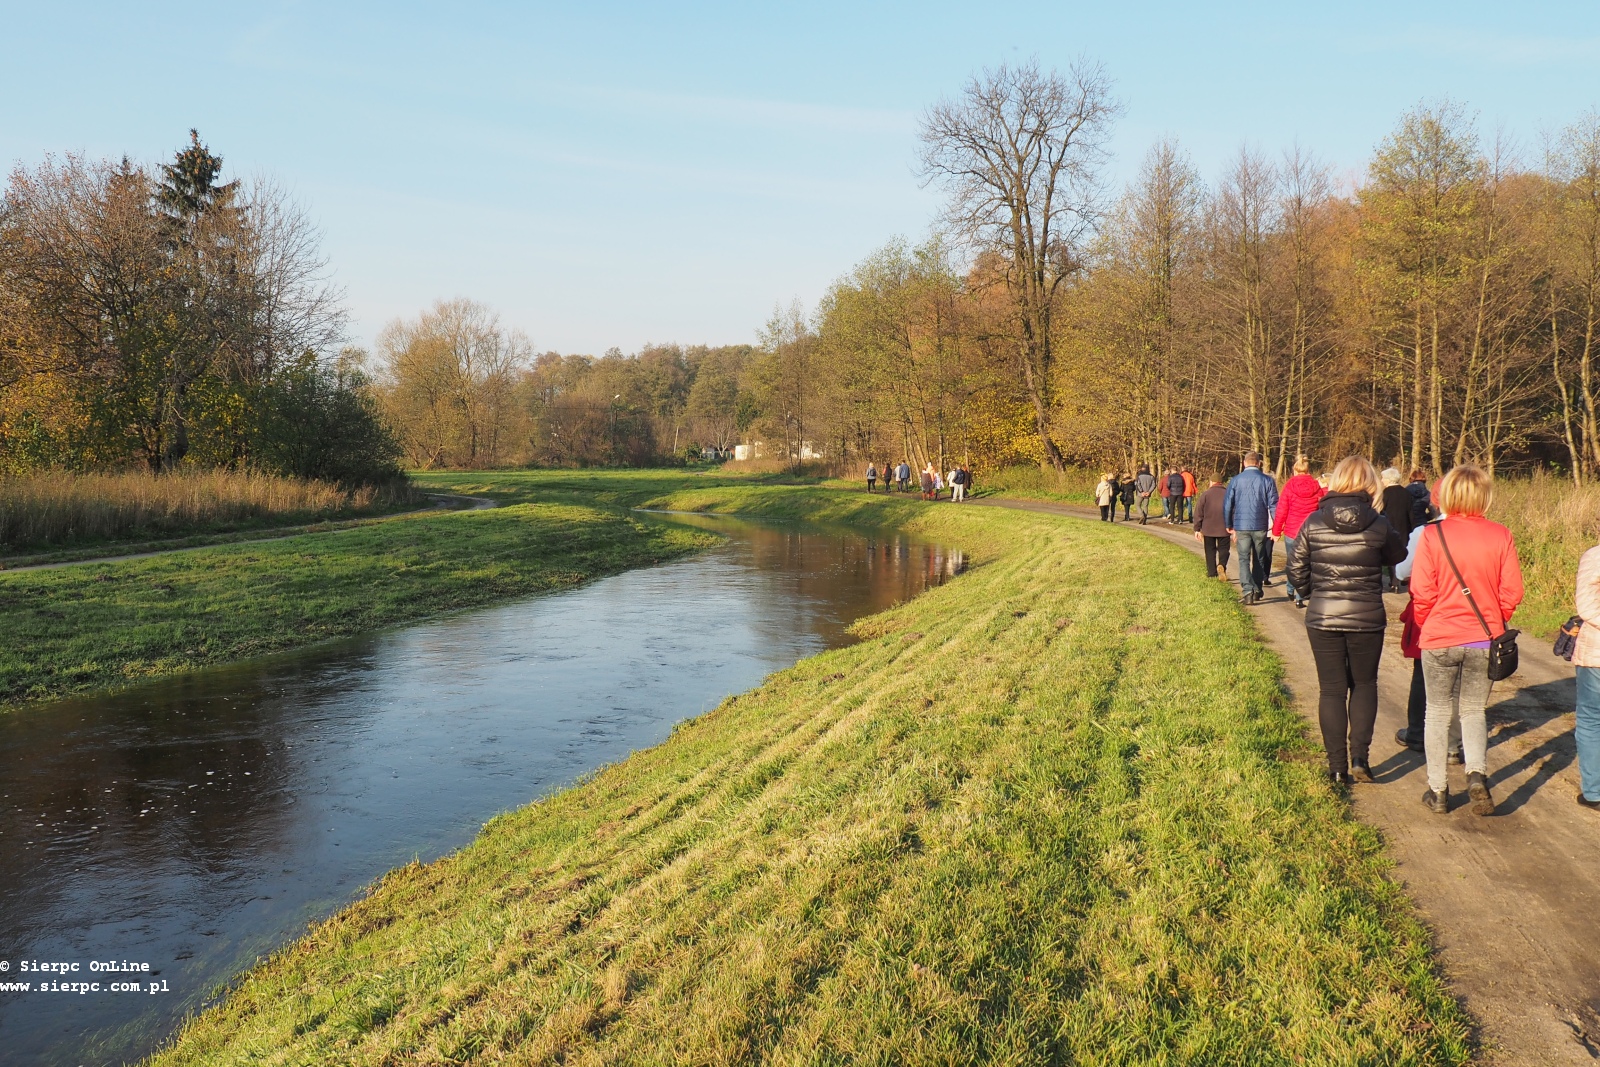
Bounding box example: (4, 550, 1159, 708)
(1284, 456, 1527, 818)
(1093, 466, 1198, 524)
(1115, 451, 1552, 818)
(865, 461, 973, 502)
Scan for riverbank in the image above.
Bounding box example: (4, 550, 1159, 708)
(0, 503, 714, 708)
(146, 485, 1470, 1066)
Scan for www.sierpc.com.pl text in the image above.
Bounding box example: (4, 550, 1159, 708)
(0, 959, 169, 995)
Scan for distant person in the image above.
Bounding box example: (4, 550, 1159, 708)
(1573, 535, 1600, 812)
(1393, 486, 1446, 758)
(1286, 456, 1407, 786)
(1165, 468, 1186, 525)
(1094, 473, 1115, 521)
(964, 466, 976, 496)
(865, 463, 878, 493)
(1157, 469, 1173, 521)
(933, 467, 945, 498)
(1192, 474, 1231, 581)
(1134, 465, 1157, 524)
(1118, 473, 1136, 520)
(951, 465, 968, 502)
(1379, 467, 1417, 592)
(1407, 467, 1435, 527)
(898, 461, 912, 493)
(1409, 464, 1524, 816)
(1224, 452, 1279, 604)
(920, 464, 936, 500)
(1180, 466, 1197, 522)
(1107, 471, 1123, 521)
(1271, 455, 1325, 609)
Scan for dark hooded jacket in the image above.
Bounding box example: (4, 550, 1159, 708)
(1286, 492, 1408, 631)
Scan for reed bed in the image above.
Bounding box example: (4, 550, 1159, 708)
(0, 470, 385, 550)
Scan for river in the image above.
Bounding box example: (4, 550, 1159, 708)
(0, 513, 963, 1065)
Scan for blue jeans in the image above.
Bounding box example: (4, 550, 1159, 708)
(1235, 530, 1269, 597)
(1280, 535, 1301, 602)
(1577, 667, 1600, 802)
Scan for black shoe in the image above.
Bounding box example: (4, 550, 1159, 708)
(1294, 599, 1307, 610)
(1448, 748, 1463, 765)
(1578, 794, 1600, 812)
(1395, 729, 1423, 753)
(1262, 579, 1274, 588)
(1467, 772, 1495, 816)
(1422, 787, 1448, 814)
(1329, 770, 1352, 788)
(1350, 760, 1375, 783)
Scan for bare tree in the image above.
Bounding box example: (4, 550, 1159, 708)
(375, 299, 530, 468)
(919, 59, 1119, 469)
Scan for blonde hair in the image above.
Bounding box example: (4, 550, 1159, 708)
(1438, 464, 1492, 517)
(1292, 454, 1311, 474)
(1326, 455, 1380, 498)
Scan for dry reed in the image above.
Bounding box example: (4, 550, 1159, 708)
(1490, 470, 1600, 638)
(0, 470, 380, 550)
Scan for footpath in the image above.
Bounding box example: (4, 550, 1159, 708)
(980, 498, 1600, 1067)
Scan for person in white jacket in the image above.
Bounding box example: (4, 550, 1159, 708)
(1573, 545, 1600, 810)
(1094, 474, 1115, 521)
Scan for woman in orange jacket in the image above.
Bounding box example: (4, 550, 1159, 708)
(1408, 465, 1524, 816)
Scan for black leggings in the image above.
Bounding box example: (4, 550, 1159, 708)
(1305, 627, 1385, 773)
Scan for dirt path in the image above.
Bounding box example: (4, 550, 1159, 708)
(1, 493, 499, 573)
(980, 498, 1600, 1065)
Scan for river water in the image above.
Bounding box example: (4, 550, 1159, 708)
(0, 513, 963, 1066)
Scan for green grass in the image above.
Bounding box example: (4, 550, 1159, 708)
(410, 467, 813, 510)
(0, 503, 715, 708)
(145, 486, 1470, 1066)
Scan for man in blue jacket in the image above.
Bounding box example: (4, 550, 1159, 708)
(1224, 452, 1279, 605)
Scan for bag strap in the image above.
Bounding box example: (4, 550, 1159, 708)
(1432, 523, 1495, 641)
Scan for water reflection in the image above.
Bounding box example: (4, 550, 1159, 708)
(0, 515, 963, 1066)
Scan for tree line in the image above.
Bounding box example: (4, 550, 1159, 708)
(13, 70, 1596, 484)
(377, 64, 1600, 482)
(767, 64, 1600, 482)
(0, 133, 400, 485)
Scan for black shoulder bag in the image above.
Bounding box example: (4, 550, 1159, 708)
(1433, 523, 1519, 681)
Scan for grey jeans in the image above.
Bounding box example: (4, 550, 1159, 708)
(1421, 646, 1492, 792)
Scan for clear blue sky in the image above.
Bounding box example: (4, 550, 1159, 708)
(4, 2, 1597, 354)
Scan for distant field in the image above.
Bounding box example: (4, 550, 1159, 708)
(148, 483, 1470, 1067)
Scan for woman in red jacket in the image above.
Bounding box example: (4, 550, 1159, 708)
(1272, 455, 1325, 608)
(1409, 465, 1524, 816)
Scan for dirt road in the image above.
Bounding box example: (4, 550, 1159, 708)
(982, 498, 1600, 1065)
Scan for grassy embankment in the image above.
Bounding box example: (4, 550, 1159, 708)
(0, 501, 714, 708)
(148, 482, 1470, 1067)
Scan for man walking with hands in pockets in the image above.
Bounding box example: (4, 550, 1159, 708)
(1225, 452, 1279, 605)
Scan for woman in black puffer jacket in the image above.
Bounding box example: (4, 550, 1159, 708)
(1286, 456, 1408, 786)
